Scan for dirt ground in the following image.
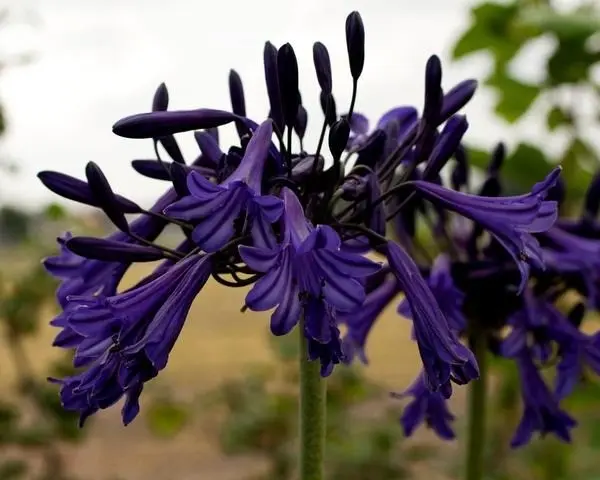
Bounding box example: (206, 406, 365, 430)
(0, 264, 462, 480)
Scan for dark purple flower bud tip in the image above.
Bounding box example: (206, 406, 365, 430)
(489, 142, 506, 174)
(85, 162, 129, 232)
(345, 11, 365, 80)
(328, 118, 351, 161)
(228, 69, 246, 117)
(263, 41, 284, 132)
(313, 41, 333, 94)
(423, 55, 443, 124)
(277, 43, 300, 129)
(152, 83, 169, 112)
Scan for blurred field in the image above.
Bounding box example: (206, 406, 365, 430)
(0, 263, 454, 480)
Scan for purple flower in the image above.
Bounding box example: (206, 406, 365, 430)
(386, 241, 478, 397)
(340, 275, 400, 364)
(398, 254, 466, 333)
(51, 254, 212, 425)
(239, 187, 381, 375)
(540, 226, 600, 304)
(44, 189, 177, 307)
(164, 119, 283, 252)
(411, 168, 560, 292)
(392, 372, 455, 440)
(511, 352, 576, 448)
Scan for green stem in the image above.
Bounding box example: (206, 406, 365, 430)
(465, 330, 488, 480)
(299, 323, 326, 480)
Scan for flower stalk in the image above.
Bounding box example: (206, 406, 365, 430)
(465, 323, 488, 480)
(299, 320, 327, 480)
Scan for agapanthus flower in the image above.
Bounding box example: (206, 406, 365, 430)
(392, 372, 455, 440)
(51, 254, 212, 425)
(164, 119, 283, 252)
(511, 352, 576, 448)
(40, 10, 583, 448)
(240, 187, 381, 374)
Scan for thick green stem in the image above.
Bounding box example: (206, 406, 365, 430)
(299, 325, 326, 480)
(465, 330, 488, 480)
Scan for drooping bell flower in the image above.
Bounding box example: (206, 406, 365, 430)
(239, 187, 381, 375)
(51, 254, 212, 425)
(410, 168, 561, 292)
(392, 371, 456, 440)
(386, 241, 478, 396)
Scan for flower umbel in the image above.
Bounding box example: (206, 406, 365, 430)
(40, 10, 597, 456)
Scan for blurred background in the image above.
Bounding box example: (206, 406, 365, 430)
(0, 0, 599, 479)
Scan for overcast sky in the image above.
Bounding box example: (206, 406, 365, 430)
(0, 0, 593, 209)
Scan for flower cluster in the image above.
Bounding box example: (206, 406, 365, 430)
(38, 11, 579, 449)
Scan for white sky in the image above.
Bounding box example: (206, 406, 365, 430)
(0, 0, 594, 209)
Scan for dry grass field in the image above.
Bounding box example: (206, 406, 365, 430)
(0, 263, 465, 480)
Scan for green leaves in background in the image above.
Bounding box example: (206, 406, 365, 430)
(146, 399, 191, 439)
(453, 0, 600, 208)
(452, 2, 532, 67)
(546, 106, 571, 131)
(486, 72, 540, 123)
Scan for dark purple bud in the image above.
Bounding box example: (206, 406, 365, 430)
(131, 160, 172, 180)
(152, 83, 169, 112)
(345, 11, 365, 80)
(328, 118, 350, 161)
(294, 105, 308, 141)
(229, 69, 247, 140)
(112, 109, 238, 138)
(194, 131, 223, 167)
(488, 142, 505, 174)
(85, 162, 129, 232)
(313, 41, 332, 94)
(478, 176, 501, 197)
(169, 162, 190, 197)
(37, 171, 141, 213)
(228, 69, 246, 117)
(157, 136, 185, 164)
(423, 55, 443, 125)
(584, 171, 600, 218)
(66, 236, 165, 262)
(263, 41, 284, 132)
(451, 145, 469, 190)
(320, 91, 337, 127)
(440, 79, 477, 123)
(277, 43, 300, 129)
(423, 115, 468, 179)
(567, 302, 585, 329)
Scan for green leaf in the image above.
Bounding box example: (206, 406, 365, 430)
(43, 202, 67, 221)
(452, 2, 536, 68)
(146, 400, 190, 438)
(502, 143, 554, 192)
(559, 137, 595, 202)
(518, 6, 600, 40)
(548, 36, 600, 85)
(486, 72, 541, 123)
(547, 106, 572, 131)
(465, 146, 490, 171)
